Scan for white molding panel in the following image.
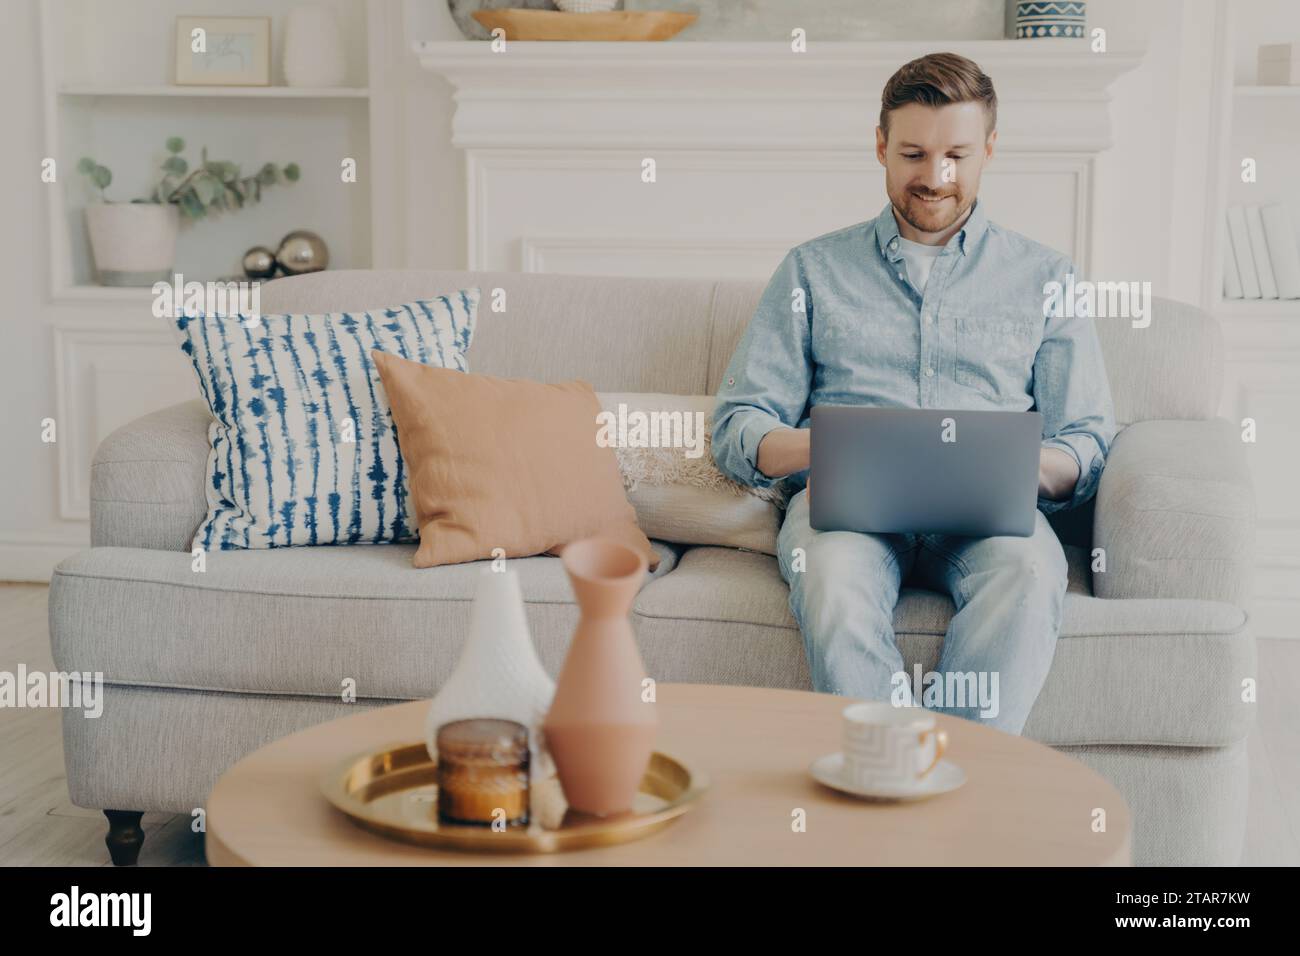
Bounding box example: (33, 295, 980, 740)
(53, 324, 196, 521)
(423, 40, 1127, 277)
(467, 148, 1092, 274)
(418, 40, 1141, 152)
(521, 235, 793, 278)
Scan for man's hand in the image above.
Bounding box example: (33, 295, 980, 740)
(1038, 447, 1080, 501)
(756, 426, 811, 480)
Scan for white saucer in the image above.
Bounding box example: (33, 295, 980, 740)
(810, 752, 966, 801)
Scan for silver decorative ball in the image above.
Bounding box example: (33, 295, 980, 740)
(275, 230, 329, 275)
(241, 246, 277, 280)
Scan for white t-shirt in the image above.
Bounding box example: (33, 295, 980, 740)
(897, 237, 946, 294)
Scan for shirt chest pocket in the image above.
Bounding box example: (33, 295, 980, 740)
(953, 314, 1041, 400)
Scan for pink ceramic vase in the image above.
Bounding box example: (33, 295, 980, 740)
(543, 537, 658, 816)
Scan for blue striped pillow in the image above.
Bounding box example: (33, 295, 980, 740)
(173, 292, 479, 551)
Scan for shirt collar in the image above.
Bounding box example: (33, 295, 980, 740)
(874, 198, 988, 259)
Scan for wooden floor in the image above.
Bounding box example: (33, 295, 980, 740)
(1, 582, 1296, 867)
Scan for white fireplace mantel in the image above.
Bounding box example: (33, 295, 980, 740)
(416, 39, 1143, 152)
(414, 39, 1143, 277)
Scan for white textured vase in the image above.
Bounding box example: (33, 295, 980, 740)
(84, 203, 179, 287)
(282, 4, 347, 88)
(424, 567, 556, 776)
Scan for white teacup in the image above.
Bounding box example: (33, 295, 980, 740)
(841, 702, 948, 790)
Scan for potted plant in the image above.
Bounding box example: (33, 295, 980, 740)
(79, 137, 300, 286)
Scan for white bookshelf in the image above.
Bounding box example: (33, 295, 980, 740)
(1215, 299, 1300, 317)
(1202, 0, 1300, 639)
(37, 0, 405, 532)
(40, 0, 395, 303)
(1209, 1, 1300, 313)
(1233, 84, 1300, 97)
(59, 85, 371, 98)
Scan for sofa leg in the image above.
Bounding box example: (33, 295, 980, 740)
(103, 810, 145, 866)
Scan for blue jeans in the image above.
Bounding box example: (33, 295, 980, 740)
(776, 488, 1067, 735)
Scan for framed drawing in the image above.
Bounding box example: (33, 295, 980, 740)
(174, 16, 271, 86)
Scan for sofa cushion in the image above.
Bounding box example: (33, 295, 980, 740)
(50, 540, 1251, 749)
(259, 272, 1224, 429)
(173, 293, 479, 552)
(598, 392, 783, 554)
(50, 541, 677, 702)
(374, 353, 657, 569)
(632, 547, 1254, 749)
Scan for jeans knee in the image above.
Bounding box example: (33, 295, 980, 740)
(792, 566, 893, 633)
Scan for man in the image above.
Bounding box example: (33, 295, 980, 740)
(711, 52, 1115, 735)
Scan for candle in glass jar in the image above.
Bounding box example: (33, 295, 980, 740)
(436, 718, 530, 827)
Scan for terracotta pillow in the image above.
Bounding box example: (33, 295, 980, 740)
(372, 351, 658, 570)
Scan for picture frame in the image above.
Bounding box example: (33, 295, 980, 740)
(174, 16, 271, 86)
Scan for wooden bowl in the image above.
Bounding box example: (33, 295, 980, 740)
(471, 9, 698, 41)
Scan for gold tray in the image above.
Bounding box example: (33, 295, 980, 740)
(471, 10, 698, 42)
(321, 742, 708, 853)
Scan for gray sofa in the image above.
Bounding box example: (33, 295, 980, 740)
(49, 269, 1257, 866)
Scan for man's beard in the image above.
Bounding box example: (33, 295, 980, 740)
(889, 183, 970, 236)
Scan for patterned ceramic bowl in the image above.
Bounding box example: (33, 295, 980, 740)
(1013, 1, 1087, 39)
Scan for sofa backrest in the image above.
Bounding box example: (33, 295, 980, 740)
(261, 270, 1224, 427)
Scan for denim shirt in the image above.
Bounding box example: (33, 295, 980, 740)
(712, 200, 1116, 514)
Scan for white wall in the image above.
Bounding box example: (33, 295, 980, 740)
(0, 0, 1281, 582)
(0, 1, 82, 575)
(397, 0, 1210, 292)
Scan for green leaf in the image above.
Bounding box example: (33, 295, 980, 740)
(166, 136, 185, 154)
(257, 163, 276, 186)
(192, 174, 221, 206)
(77, 157, 95, 175)
(179, 191, 205, 220)
(92, 165, 111, 190)
(162, 156, 187, 175)
(283, 163, 300, 182)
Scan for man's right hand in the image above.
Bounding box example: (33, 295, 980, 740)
(756, 426, 811, 480)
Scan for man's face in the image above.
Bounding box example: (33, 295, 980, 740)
(875, 101, 995, 237)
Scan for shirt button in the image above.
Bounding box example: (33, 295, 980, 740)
(727, 377, 735, 386)
(924, 367, 935, 378)
(897, 272, 904, 280)
(889, 239, 899, 250)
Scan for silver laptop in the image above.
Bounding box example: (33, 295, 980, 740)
(809, 406, 1043, 538)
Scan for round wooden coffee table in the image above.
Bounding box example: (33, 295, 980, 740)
(206, 683, 1131, 866)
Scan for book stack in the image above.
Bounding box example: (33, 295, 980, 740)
(1224, 203, 1300, 300)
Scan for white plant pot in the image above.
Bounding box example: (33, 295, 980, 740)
(283, 4, 347, 88)
(84, 203, 179, 287)
(424, 567, 557, 777)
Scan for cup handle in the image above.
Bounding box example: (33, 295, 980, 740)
(917, 727, 948, 778)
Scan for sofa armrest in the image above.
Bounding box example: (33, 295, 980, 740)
(1093, 419, 1255, 606)
(90, 400, 213, 552)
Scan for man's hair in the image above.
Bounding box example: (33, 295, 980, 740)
(879, 52, 997, 138)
